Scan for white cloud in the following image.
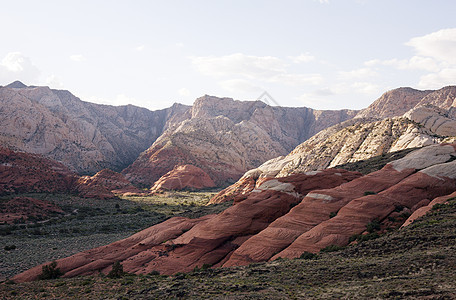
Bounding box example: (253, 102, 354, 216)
(339, 67, 377, 80)
(289, 53, 315, 63)
(45, 75, 65, 89)
(191, 53, 286, 79)
(365, 56, 440, 72)
(136, 45, 145, 51)
(271, 73, 323, 86)
(219, 79, 263, 94)
(314, 0, 329, 3)
(70, 54, 86, 62)
(192, 53, 323, 87)
(406, 28, 456, 65)
(178, 87, 191, 96)
(0, 52, 40, 84)
(418, 67, 456, 89)
(351, 82, 381, 94)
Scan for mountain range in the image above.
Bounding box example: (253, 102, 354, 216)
(1, 80, 456, 286)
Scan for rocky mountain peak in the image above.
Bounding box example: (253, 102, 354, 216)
(5, 80, 27, 89)
(356, 87, 433, 119)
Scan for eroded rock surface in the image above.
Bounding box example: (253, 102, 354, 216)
(13, 169, 361, 281)
(150, 165, 216, 192)
(122, 95, 357, 187)
(0, 82, 188, 174)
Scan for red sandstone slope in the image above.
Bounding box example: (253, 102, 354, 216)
(0, 147, 137, 199)
(13, 169, 360, 281)
(0, 197, 64, 224)
(0, 147, 77, 195)
(12, 144, 456, 282)
(150, 164, 216, 192)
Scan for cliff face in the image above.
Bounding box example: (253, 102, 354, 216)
(0, 83, 189, 174)
(122, 95, 357, 187)
(211, 86, 456, 189)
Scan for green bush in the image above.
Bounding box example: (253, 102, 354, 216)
(363, 191, 377, 196)
(329, 211, 337, 218)
(320, 244, 344, 253)
(4, 244, 16, 251)
(108, 261, 125, 278)
(299, 251, 317, 260)
(38, 261, 63, 280)
(366, 219, 381, 233)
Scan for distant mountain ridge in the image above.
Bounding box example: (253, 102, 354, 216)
(0, 82, 357, 186)
(210, 85, 456, 203)
(122, 95, 358, 186)
(0, 81, 189, 174)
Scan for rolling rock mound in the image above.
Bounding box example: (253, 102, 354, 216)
(0, 82, 189, 174)
(0, 197, 64, 224)
(13, 144, 456, 281)
(0, 146, 135, 199)
(123, 95, 357, 187)
(13, 169, 361, 281)
(0, 146, 76, 195)
(150, 165, 216, 192)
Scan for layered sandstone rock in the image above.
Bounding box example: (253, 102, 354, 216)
(123, 95, 357, 187)
(402, 190, 456, 227)
(150, 165, 216, 192)
(0, 146, 136, 199)
(13, 169, 361, 281)
(0, 82, 188, 174)
(75, 169, 141, 199)
(0, 197, 64, 224)
(0, 147, 77, 195)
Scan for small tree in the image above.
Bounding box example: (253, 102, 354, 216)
(38, 261, 63, 280)
(108, 261, 125, 278)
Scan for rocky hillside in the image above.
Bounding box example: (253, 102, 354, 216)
(12, 143, 456, 281)
(122, 95, 357, 187)
(0, 81, 189, 174)
(212, 86, 456, 191)
(0, 146, 138, 200)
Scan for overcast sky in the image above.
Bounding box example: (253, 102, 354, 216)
(1, 0, 456, 111)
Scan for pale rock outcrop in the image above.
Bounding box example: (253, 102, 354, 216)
(0, 82, 189, 174)
(123, 95, 357, 187)
(355, 87, 432, 119)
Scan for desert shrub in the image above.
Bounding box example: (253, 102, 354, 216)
(357, 232, 379, 242)
(366, 219, 381, 233)
(432, 203, 447, 211)
(299, 251, 317, 260)
(149, 270, 160, 276)
(4, 244, 16, 251)
(38, 261, 63, 280)
(393, 205, 404, 212)
(329, 211, 337, 218)
(108, 261, 125, 278)
(363, 191, 377, 196)
(320, 245, 344, 253)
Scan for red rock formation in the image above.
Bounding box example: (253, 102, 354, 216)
(0, 197, 64, 224)
(0, 147, 77, 195)
(271, 144, 456, 259)
(12, 144, 456, 282)
(402, 191, 456, 227)
(75, 169, 141, 198)
(0, 146, 134, 199)
(150, 165, 215, 192)
(13, 169, 360, 281)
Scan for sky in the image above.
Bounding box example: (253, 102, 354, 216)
(1, 0, 456, 111)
